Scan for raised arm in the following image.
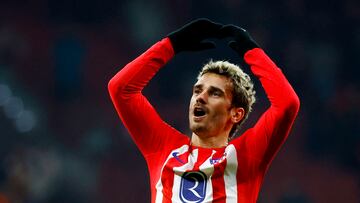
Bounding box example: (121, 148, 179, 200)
(108, 38, 183, 156)
(244, 48, 300, 166)
(221, 25, 300, 167)
(108, 19, 225, 156)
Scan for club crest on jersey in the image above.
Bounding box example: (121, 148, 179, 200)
(180, 171, 207, 203)
(209, 152, 227, 165)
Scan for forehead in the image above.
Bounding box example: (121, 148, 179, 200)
(195, 73, 233, 91)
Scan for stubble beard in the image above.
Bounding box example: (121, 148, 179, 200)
(190, 119, 209, 137)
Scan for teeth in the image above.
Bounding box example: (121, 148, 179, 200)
(194, 107, 206, 116)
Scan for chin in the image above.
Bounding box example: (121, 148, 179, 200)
(190, 124, 207, 135)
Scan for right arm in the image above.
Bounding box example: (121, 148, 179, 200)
(108, 38, 187, 156)
(108, 19, 224, 156)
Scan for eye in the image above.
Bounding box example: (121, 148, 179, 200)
(193, 88, 202, 95)
(211, 90, 222, 97)
(213, 91, 220, 96)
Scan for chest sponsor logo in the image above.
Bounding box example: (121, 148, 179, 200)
(180, 171, 207, 203)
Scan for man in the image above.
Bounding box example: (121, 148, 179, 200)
(108, 19, 300, 203)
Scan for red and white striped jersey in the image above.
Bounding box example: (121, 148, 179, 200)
(108, 38, 300, 203)
(155, 144, 240, 202)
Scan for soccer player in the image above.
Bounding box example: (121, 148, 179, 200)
(108, 19, 300, 203)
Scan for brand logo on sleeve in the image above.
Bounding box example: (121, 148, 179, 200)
(172, 152, 185, 164)
(180, 171, 207, 203)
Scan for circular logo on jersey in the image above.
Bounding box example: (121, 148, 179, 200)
(180, 171, 207, 203)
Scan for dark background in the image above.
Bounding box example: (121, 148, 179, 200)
(0, 0, 359, 202)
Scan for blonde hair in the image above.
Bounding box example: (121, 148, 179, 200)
(198, 60, 256, 137)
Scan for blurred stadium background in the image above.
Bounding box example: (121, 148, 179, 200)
(0, 0, 359, 202)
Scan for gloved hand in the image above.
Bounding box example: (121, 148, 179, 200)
(220, 25, 259, 57)
(167, 18, 223, 53)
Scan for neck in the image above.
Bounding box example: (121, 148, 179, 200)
(191, 131, 229, 148)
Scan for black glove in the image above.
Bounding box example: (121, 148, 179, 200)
(220, 25, 259, 57)
(167, 18, 223, 53)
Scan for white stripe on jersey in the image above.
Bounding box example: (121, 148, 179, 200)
(171, 148, 198, 202)
(224, 144, 238, 202)
(155, 144, 239, 202)
(155, 145, 189, 203)
(198, 150, 216, 202)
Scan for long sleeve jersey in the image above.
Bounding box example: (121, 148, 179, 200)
(108, 38, 300, 203)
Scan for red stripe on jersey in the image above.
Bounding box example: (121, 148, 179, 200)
(193, 149, 213, 170)
(211, 152, 227, 202)
(161, 151, 190, 203)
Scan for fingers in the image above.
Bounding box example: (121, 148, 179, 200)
(228, 41, 238, 49)
(189, 18, 223, 38)
(169, 18, 252, 53)
(198, 19, 223, 39)
(202, 19, 223, 32)
(197, 42, 216, 50)
(188, 41, 217, 52)
(218, 24, 246, 38)
(185, 18, 222, 30)
(218, 25, 235, 38)
(193, 18, 222, 29)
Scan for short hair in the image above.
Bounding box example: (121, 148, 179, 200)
(197, 60, 256, 137)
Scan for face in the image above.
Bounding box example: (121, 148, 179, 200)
(189, 73, 236, 138)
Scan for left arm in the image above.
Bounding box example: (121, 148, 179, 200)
(221, 25, 300, 167)
(242, 48, 300, 167)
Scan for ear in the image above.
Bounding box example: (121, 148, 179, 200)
(231, 107, 245, 124)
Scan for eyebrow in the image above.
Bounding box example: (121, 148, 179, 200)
(193, 84, 226, 95)
(193, 84, 202, 89)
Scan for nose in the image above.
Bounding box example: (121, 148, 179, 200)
(196, 91, 207, 104)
